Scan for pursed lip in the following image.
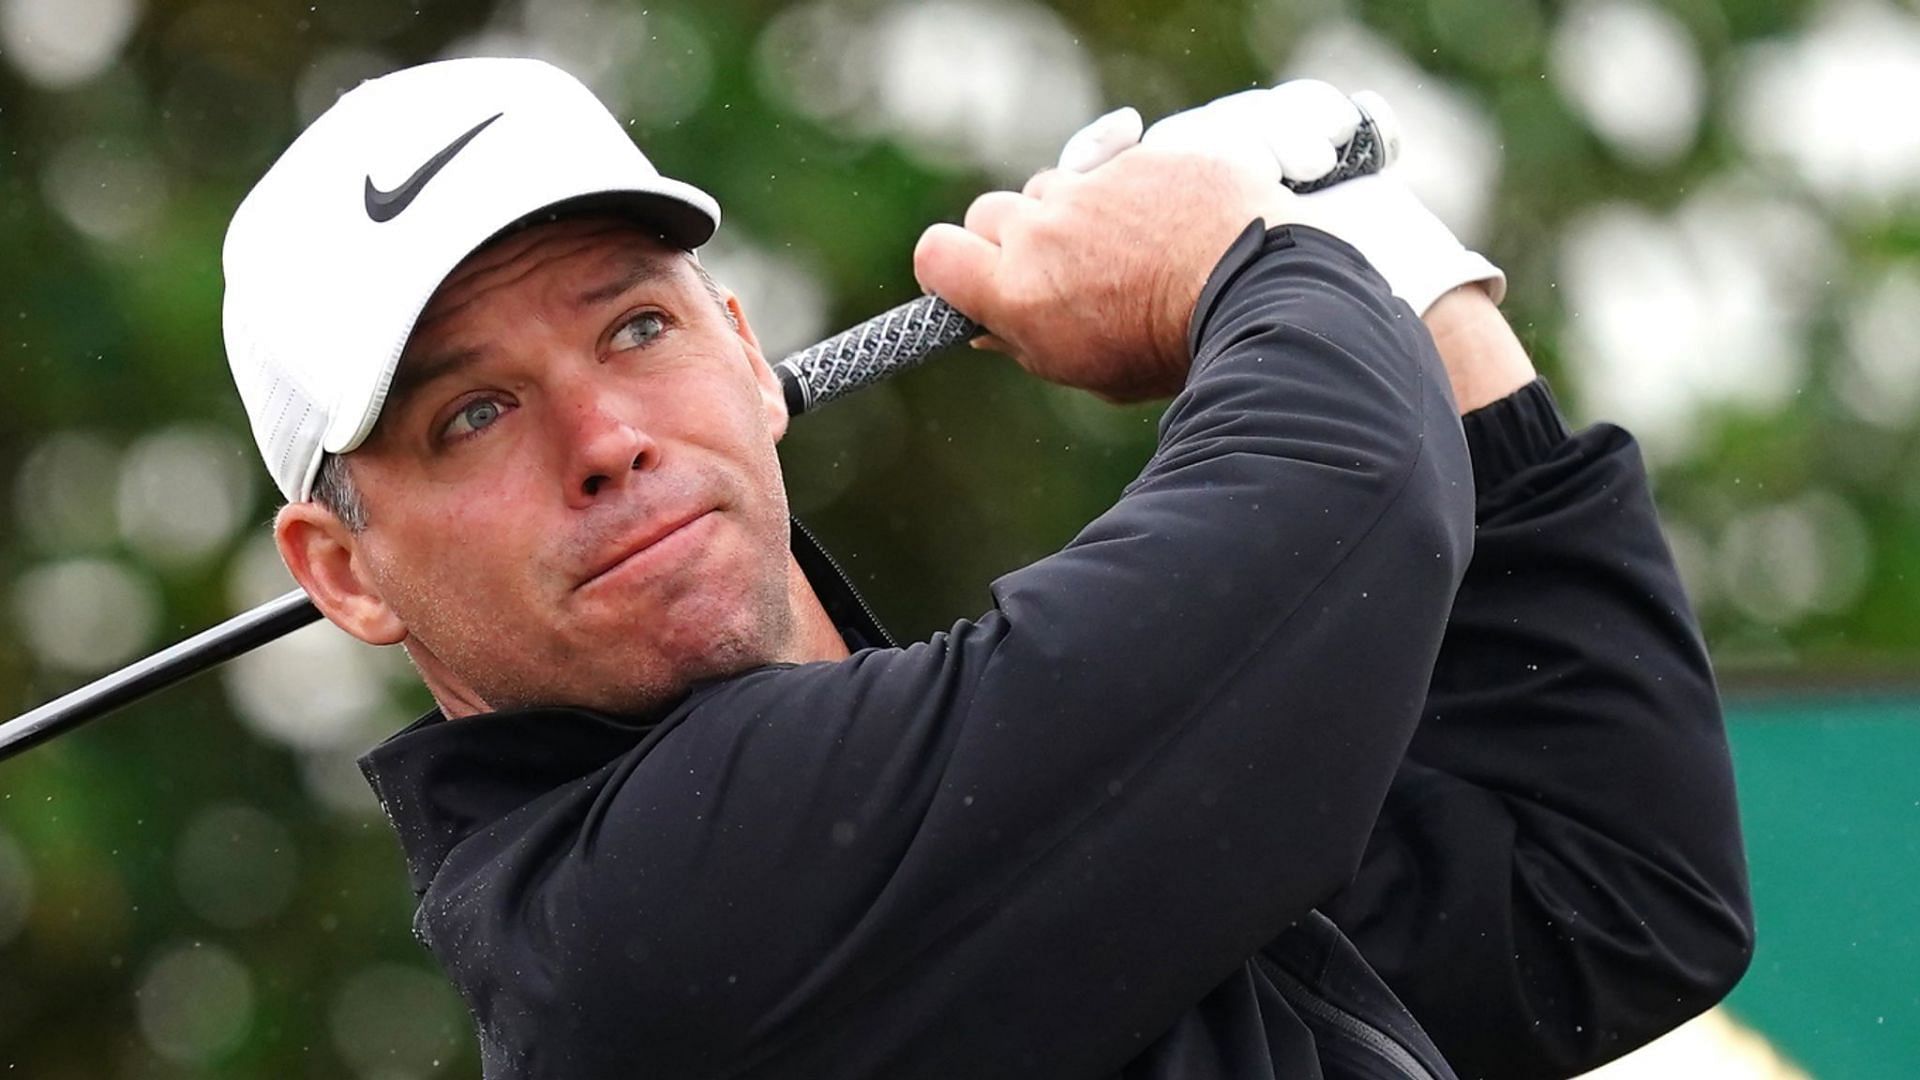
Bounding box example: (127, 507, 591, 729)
(575, 508, 715, 592)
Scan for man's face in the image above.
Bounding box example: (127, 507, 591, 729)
(324, 216, 798, 714)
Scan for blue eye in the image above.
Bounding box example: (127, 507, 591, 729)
(444, 397, 506, 440)
(612, 311, 666, 351)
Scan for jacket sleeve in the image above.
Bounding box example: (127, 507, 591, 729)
(536, 224, 1476, 1078)
(1320, 381, 1755, 1080)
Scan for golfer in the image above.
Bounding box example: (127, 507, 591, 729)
(222, 59, 1751, 1078)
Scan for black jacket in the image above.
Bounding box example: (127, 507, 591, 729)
(360, 225, 1751, 1078)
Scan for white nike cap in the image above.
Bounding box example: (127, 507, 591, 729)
(223, 57, 721, 502)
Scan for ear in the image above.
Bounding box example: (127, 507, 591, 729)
(273, 500, 407, 646)
(725, 291, 790, 443)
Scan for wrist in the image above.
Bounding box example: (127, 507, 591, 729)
(1422, 284, 1536, 415)
(1160, 187, 1300, 388)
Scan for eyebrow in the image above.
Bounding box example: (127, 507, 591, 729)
(574, 254, 677, 309)
(385, 345, 486, 420)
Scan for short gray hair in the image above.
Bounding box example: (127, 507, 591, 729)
(311, 452, 368, 532)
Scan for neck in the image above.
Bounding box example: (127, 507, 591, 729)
(783, 552, 853, 664)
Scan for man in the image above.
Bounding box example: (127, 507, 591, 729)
(223, 58, 1750, 1077)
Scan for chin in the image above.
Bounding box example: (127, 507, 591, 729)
(445, 509, 795, 714)
(571, 560, 794, 713)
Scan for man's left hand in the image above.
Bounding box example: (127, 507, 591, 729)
(1057, 82, 1507, 321)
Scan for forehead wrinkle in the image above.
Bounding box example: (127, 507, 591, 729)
(415, 238, 588, 335)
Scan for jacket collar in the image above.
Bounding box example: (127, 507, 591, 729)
(357, 519, 888, 896)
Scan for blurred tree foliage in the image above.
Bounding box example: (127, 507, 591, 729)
(0, 0, 1915, 1074)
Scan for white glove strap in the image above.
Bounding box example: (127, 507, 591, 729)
(1300, 174, 1506, 316)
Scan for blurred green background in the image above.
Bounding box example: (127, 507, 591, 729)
(1, 0, 1916, 1075)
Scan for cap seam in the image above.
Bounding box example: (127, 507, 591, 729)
(277, 402, 312, 475)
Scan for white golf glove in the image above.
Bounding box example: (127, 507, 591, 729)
(1055, 81, 1505, 316)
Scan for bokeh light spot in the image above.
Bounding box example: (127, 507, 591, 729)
(754, 1, 875, 128)
(135, 942, 255, 1066)
(755, 0, 1100, 183)
(1836, 264, 1920, 428)
(329, 964, 469, 1078)
(11, 557, 161, 674)
(1718, 492, 1872, 628)
(1558, 184, 1836, 459)
(0, 0, 139, 89)
(870, 0, 1100, 182)
(0, 828, 33, 948)
(1551, 0, 1704, 167)
(116, 424, 255, 567)
(1735, 0, 1920, 208)
(610, 9, 713, 127)
(174, 804, 298, 930)
(15, 431, 122, 554)
(41, 137, 170, 245)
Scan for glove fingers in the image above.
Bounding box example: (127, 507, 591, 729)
(1265, 79, 1361, 147)
(1143, 107, 1281, 182)
(1266, 129, 1339, 185)
(1140, 88, 1265, 153)
(1349, 91, 1402, 166)
(1057, 106, 1143, 173)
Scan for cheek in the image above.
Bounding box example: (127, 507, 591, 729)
(666, 362, 788, 491)
(363, 476, 547, 604)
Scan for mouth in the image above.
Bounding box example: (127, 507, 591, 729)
(576, 508, 717, 593)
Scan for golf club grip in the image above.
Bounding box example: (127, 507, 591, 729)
(774, 106, 1394, 414)
(774, 294, 982, 415)
(0, 589, 321, 762)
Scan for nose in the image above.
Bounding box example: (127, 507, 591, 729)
(557, 390, 657, 509)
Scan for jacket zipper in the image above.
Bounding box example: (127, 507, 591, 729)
(790, 517, 897, 649)
(1260, 957, 1441, 1080)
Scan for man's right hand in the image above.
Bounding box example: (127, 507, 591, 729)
(913, 149, 1302, 402)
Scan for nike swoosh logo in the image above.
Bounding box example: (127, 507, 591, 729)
(363, 112, 504, 223)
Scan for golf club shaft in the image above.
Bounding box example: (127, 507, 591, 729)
(1, 111, 1398, 762)
(0, 589, 322, 761)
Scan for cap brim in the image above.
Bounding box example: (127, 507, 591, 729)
(490, 185, 719, 251)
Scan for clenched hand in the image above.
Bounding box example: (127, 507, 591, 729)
(912, 149, 1303, 403)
